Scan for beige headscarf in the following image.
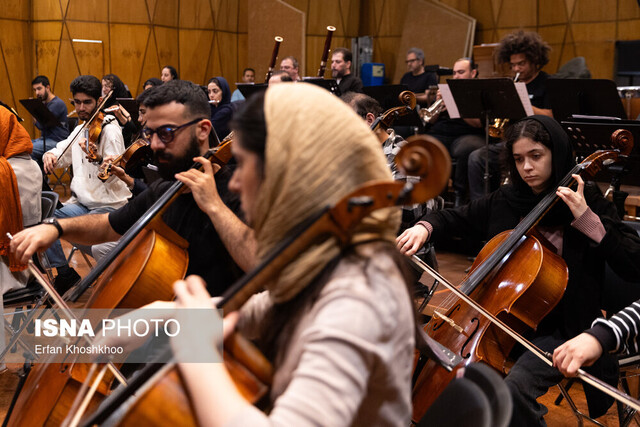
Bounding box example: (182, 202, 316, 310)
(254, 83, 401, 303)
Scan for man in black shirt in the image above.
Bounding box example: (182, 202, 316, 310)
(399, 47, 437, 106)
(467, 30, 553, 200)
(11, 80, 253, 296)
(331, 48, 363, 94)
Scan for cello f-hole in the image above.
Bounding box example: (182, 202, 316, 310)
(461, 318, 480, 358)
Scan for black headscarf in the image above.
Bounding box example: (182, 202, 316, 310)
(499, 115, 576, 225)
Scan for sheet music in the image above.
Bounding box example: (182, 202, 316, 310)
(438, 84, 460, 119)
(515, 82, 534, 116)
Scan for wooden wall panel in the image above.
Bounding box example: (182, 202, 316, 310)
(618, 19, 640, 39)
(538, 0, 567, 25)
(392, 0, 475, 83)
(0, 19, 33, 130)
(248, 0, 305, 82)
(109, 0, 150, 24)
(179, 29, 215, 84)
(139, 31, 161, 92)
(215, 0, 240, 33)
(109, 24, 149, 93)
(0, 0, 29, 19)
(572, 0, 617, 22)
(153, 0, 179, 27)
(32, 0, 62, 21)
(619, 0, 640, 19)
(154, 26, 179, 73)
(179, 0, 214, 29)
(65, 0, 108, 22)
(215, 31, 239, 84)
(65, 22, 110, 74)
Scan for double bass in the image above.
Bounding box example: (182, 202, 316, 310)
(410, 129, 635, 422)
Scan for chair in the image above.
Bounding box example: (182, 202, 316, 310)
(0, 191, 60, 362)
(417, 362, 512, 427)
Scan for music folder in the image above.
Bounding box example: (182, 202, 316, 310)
(546, 79, 627, 122)
(237, 83, 267, 100)
(442, 78, 531, 121)
(19, 98, 59, 129)
(116, 98, 139, 125)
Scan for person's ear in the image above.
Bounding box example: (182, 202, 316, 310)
(197, 119, 213, 144)
(471, 69, 477, 78)
(366, 112, 376, 126)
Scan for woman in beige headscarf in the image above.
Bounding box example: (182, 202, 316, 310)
(173, 83, 415, 426)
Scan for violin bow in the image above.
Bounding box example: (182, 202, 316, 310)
(411, 255, 640, 413)
(53, 90, 114, 169)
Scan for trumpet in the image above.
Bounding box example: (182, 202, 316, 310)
(419, 98, 446, 124)
(488, 72, 520, 139)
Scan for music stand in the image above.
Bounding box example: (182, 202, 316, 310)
(547, 79, 626, 122)
(302, 78, 341, 97)
(446, 78, 529, 194)
(562, 117, 640, 217)
(20, 98, 60, 152)
(237, 83, 267, 100)
(116, 98, 139, 124)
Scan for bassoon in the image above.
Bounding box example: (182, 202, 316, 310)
(265, 36, 284, 83)
(317, 26, 336, 77)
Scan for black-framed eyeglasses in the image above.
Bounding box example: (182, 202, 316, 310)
(142, 117, 206, 144)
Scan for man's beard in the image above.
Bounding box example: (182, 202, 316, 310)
(154, 134, 201, 180)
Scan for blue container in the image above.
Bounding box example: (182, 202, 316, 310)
(361, 63, 385, 86)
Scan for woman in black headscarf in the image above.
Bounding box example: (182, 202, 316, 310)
(207, 76, 233, 141)
(398, 115, 640, 425)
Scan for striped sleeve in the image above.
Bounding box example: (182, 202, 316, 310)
(588, 301, 640, 355)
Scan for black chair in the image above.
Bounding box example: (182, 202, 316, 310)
(1, 191, 60, 362)
(418, 362, 512, 427)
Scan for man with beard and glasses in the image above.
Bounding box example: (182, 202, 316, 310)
(11, 80, 250, 297)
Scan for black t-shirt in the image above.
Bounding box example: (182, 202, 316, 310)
(108, 166, 243, 296)
(400, 71, 438, 95)
(525, 71, 550, 109)
(337, 74, 364, 94)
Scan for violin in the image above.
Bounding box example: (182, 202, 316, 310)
(67, 135, 452, 426)
(54, 91, 114, 168)
(97, 119, 152, 183)
(410, 129, 635, 422)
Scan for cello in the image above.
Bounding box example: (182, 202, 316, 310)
(4, 137, 235, 427)
(410, 129, 635, 422)
(63, 135, 451, 426)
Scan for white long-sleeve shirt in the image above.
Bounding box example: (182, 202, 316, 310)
(46, 116, 131, 209)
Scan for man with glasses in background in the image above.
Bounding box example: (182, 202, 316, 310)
(11, 80, 249, 297)
(400, 47, 438, 106)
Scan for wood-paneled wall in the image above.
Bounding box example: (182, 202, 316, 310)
(2, 0, 639, 138)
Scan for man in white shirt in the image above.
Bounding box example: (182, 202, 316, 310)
(42, 75, 130, 292)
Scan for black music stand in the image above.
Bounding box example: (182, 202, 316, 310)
(302, 78, 341, 96)
(561, 117, 640, 217)
(116, 98, 139, 125)
(237, 83, 267, 100)
(547, 79, 627, 122)
(20, 98, 60, 152)
(446, 78, 529, 194)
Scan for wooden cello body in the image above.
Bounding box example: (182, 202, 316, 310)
(411, 229, 568, 422)
(411, 130, 635, 422)
(5, 221, 189, 427)
(5, 139, 235, 426)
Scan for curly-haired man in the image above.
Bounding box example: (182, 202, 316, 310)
(495, 30, 552, 117)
